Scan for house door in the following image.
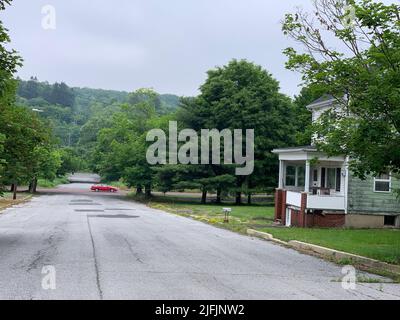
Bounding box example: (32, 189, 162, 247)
(285, 208, 291, 227)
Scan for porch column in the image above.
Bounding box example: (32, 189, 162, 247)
(274, 189, 283, 221)
(278, 160, 284, 189)
(281, 190, 287, 226)
(300, 192, 308, 228)
(305, 160, 311, 193)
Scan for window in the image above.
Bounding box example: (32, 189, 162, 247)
(285, 166, 296, 186)
(285, 165, 306, 187)
(319, 167, 342, 192)
(321, 168, 326, 188)
(313, 169, 318, 182)
(297, 166, 305, 187)
(336, 168, 342, 192)
(374, 173, 391, 192)
(384, 215, 396, 227)
(327, 168, 336, 189)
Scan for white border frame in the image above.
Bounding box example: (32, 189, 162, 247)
(284, 165, 305, 188)
(373, 174, 391, 193)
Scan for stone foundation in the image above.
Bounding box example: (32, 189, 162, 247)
(345, 214, 384, 228)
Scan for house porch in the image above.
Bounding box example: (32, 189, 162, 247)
(272, 146, 348, 227)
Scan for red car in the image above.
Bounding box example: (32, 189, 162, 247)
(91, 185, 118, 193)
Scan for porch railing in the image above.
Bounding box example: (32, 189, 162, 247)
(286, 191, 302, 207)
(285, 191, 345, 211)
(307, 195, 345, 211)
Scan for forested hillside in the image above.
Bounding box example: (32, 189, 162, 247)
(15, 78, 181, 170)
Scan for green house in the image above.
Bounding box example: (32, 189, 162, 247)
(272, 96, 400, 228)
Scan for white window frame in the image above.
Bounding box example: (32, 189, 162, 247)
(373, 173, 391, 193)
(297, 166, 306, 187)
(285, 165, 297, 187)
(285, 165, 305, 188)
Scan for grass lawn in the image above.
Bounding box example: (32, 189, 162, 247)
(134, 194, 275, 234)
(0, 192, 33, 211)
(261, 227, 400, 265)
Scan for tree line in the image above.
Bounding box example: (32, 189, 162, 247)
(0, 1, 51, 197)
(90, 61, 310, 204)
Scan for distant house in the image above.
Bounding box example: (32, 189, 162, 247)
(272, 95, 400, 228)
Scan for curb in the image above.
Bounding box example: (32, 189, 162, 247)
(246, 229, 289, 246)
(247, 229, 400, 277)
(289, 240, 400, 276)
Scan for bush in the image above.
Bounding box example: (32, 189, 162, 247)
(102, 179, 129, 190)
(37, 176, 69, 188)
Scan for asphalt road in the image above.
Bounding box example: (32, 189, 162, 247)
(0, 177, 399, 299)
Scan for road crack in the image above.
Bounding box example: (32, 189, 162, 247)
(123, 237, 144, 264)
(13, 225, 65, 272)
(86, 215, 104, 300)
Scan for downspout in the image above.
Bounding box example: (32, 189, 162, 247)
(344, 156, 350, 214)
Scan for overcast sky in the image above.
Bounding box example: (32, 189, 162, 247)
(0, 0, 371, 97)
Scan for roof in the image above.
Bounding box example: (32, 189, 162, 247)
(310, 94, 335, 105)
(306, 94, 336, 110)
(272, 145, 346, 162)
(272, 145, 317, 154)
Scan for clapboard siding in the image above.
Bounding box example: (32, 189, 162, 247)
(348, 174, 400, 215)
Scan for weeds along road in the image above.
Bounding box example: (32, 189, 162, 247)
(0, 175, 399, 299)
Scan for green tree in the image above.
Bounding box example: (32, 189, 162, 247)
(0, 133, 5, 195)
(178, 59, 295, 204)
(93, 89, 167, 196)
(28, 146, 61, 193)
(48, 82, 75, 108)
(283, 0, 400, 177)
(128, 88, 162, 112)
(17, 76, 39, 99)
(0, 0, 26, 197)
(0, 106, 54, 198)
(292, 85, 327, 145)
(122, 111, 173, 196)
(57, 148, 82, 176)
(123, 137, 154, 197)
(0, 0, 22, 98)
(155, 165, 217, 203)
